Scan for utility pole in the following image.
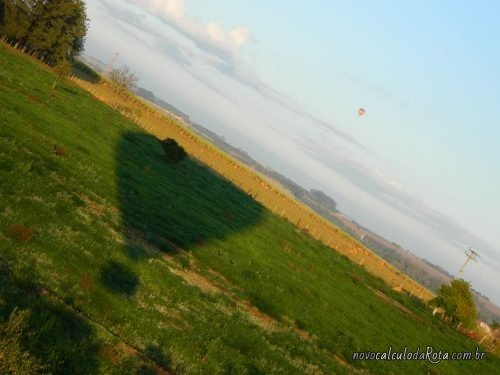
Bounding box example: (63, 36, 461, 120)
(105, 52, 120, 77)
(455, 247, 479, 279)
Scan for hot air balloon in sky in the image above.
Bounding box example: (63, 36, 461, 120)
(357, 108, 366, 117)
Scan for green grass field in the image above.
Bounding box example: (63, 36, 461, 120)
(0, 44, 498, 374)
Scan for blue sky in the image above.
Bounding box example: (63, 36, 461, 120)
(84, 0, 500, 304)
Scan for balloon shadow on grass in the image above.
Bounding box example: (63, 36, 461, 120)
(116, 131, 265, 260)
(98, 131, 264, 298)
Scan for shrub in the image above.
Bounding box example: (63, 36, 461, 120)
(73, 60, 101, 83)
(160, 138, 186, 163)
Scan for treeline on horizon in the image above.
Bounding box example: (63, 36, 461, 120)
(0, 0, 87, 66)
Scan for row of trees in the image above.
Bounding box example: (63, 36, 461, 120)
(0, 1, 141, 93)
(0, 0, 88, 66)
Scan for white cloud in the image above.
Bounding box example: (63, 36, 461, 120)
(127, 0, 250, 59)
(97, 0, 367, 151)
(229, 26, 250, 47)
(150, 0, 185, 18)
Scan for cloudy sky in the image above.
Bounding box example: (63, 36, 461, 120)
(83, 0, 500, 304)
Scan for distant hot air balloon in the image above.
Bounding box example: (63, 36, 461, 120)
(357, 108, 366, 117)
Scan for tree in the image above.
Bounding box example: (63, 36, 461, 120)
(51, 58, 71, 91)
(29, 0, 87, 63)
(310, 189, 337, 212)
(0, 0, 88, 64)
(110, 65, 138, 94)
(0, 0, 32, 43)
(431, 279, 477, 329)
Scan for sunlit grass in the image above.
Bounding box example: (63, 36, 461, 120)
(0, 44, 498, 374)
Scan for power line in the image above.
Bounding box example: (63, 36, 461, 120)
(455, 247, 479, 279)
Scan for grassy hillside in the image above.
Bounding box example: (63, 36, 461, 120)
(0, 44, 498, 374)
